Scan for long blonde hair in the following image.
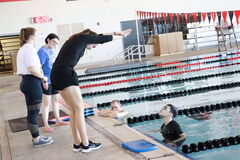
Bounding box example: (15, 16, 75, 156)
(20, 27, 36, 46)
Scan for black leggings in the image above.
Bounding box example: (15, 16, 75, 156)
(20, 75, 42, 138)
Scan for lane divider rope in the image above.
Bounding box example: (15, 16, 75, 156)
(80, 61, 240, 89)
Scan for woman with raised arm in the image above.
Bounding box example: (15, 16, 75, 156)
(51, 28, 132, 152)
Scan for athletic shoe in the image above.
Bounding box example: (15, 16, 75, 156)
(40, 135, 52, 141)
(33, 137, 54, 147)
(73, 144, 82, 152)
(82, 141, 102, 153)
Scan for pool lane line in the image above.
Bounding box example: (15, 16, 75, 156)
(79, 57, 240, 87)
(78, 52, 239, 78)
(181, 135, 240, 154)
(96, 81, 240, 108)
(78, 53, 240, 83)
(80, 61, 240, 89)
(82, 69, 240, 97)
(156, 52, 240, 67)
(126, 100, 240, 124)
(78, 54, 219, 81)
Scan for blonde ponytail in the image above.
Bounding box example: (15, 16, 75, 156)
(19, 27, 36, 46)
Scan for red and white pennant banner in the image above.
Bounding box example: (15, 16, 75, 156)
(136, 10, 240, 25)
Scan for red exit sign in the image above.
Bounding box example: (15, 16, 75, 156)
(32, 16, 53, 24)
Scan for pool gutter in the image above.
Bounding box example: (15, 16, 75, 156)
(87, 115, 190, 160)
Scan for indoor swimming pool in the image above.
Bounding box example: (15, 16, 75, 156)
(77, 51, 240, 160)
(130, 108, 240, 160)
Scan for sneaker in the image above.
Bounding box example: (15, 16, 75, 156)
(73, 144, 82, 152)
(82, 141, 102, 153)
(33, 137, 54, 147)
(40, 135, 52, 141)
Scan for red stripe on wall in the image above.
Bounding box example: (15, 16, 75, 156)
(0, 0, 30, 2)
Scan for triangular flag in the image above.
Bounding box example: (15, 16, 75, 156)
(169, 13, 173, 23)
(211, 12, 216, 23)
(136, 11, 140, 19)
(217, 11, 222, 25)
(148, 12, 152, 19)
(181, 13, 185, 24)
(146, 12, 149, 19)
(167, 13, 171, 23)
(228, 11, 234, 25)
(234, 10, 240, 25)
(186, 13, 191, 23)
(163, 13, 167, 23)
(154, 12, 158, 23)
(160, 13, 165, 24)
(177, 13, 181, 24)
(192, 13, 197, 22)
(138, 11, 142, 20)
(157, 12, 161, 23)
(173, 13, 177, 23)
(141, 12, 146, 23)
(222, 11, 228, 24)
(152, 12, 155, 21)
(147, 12, 151, 24)
(142, 12, 145, 19)
(207, 12, 211, 23)
(197, 12, 202, 22)
(184, 13, 188, 23)
(140, 11, 143, 20)
(202, 12, 207, 22)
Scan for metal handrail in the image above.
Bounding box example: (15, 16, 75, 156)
(112, 45, 132, 60)
(111, 45, 152, 65)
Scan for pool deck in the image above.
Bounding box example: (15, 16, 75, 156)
(88, 115, 189, 160)
(0, 74, 136, 160)
(0, 46, 238, 160)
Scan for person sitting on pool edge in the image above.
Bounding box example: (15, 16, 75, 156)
(98, 100, 129, 118)
(149, 104, 186, 147)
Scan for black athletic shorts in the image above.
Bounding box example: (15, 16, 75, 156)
(42, 84, 59, 95)
(51, 67, 79, 91)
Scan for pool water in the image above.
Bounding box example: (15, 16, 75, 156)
(78, 52, 240, 160)
(130, 107, 240, 159)
(190, 145, 240, 160)
(131, 108, 240, 143)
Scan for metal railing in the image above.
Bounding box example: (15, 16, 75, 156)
(111, 45, 153, 65)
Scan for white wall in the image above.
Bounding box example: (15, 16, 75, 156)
(0, 0, 239, 65)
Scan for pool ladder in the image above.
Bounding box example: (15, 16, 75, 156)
(111, 45, 153, 65)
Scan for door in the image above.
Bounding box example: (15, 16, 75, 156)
(120, 20, 145, 59)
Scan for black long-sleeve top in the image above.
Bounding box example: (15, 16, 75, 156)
(53, 34, 113, 68)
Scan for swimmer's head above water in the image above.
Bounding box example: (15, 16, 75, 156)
(159, 104, 178, 118)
